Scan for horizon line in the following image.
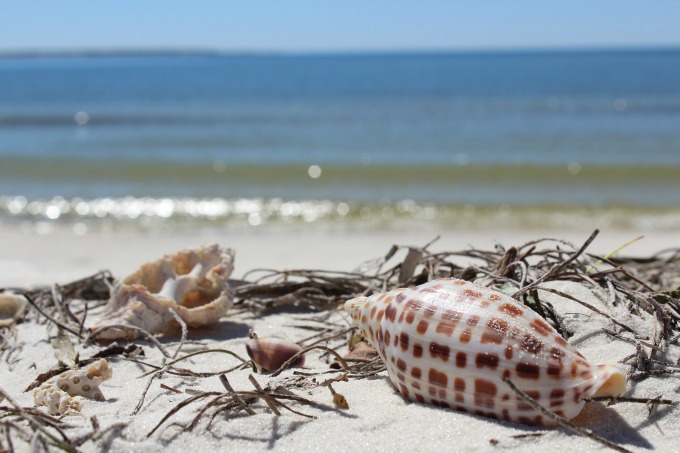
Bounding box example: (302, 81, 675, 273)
(1, 45, 679, 59)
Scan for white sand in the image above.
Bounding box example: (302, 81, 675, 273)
(1, 225, 678, 452)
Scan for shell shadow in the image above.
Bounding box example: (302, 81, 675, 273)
(162, 319, 251, 342)
(390, 382, 653, 451)
(204, 416, 309, 449)
(91, 423, 126, 453)
(202, 403, 357, 448)
(572, 401, 654, 450)
(633, 403, 677, 432)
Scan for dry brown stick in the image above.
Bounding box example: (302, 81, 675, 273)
(503, 376, 632, 453)
(138, 348, 247, 378)
(536, 287, 636, 334)
(583, 396, 676, 406)
(602, 329, 662, 352)
(206, 401, 241, 429)
(77, 301, 89, 339)
(20, 292, 83, 338)
(565, 272, 613, 302)
(351, 356, 386, 372)
(631, 369, 680, 380)
(235, 390, 319, 417)
(302, 328, 354, 348)
(168, 362, 251, 378)
(50, 285, 68, 328)
(129, 359, 249, 379)
(263, 398, 315, 418)
(23, 343, 141, 392)
(604, 277, 618, 306)
(89, 324, 171, 357)
(511, 432, 544, 439)
(4, 421, 17, 452)
(0, 389, 72, 449)
(469, 266, 522, 287)
(0, 407, 75, 432)
(184, 389, 209, 396)
(132, 372, 163, 416)
(529, 288, 548, 322)
(588, 260, 656, 292)
(241, 267, 372, 283)
(146, 391, 221, 438)
(248, 375, 281, 416)
(51, 284, 81, 330)
(514, 229, 599, 298)
(668, 332, 680, 345)
(507, 261, 529, 288)
(296, 327, 335, 345)
(79, 422, 127, 447)
(160, 384, 182, 394)
(70, 417, 127, 447)
(235, 390, 326, 407)
(219, 375, 255, 415)
(168, 308, 188, 360)
(186, 395, 232, 431)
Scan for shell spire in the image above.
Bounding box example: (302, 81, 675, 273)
(345, 278, 626, 426)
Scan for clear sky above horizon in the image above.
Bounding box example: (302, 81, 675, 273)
(1, 1, 679, 53)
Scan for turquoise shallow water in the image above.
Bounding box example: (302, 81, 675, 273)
(0, 50, 679, 230)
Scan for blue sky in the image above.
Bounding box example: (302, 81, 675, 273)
(1, 1, 679, 53)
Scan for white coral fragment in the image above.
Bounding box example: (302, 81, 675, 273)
(91, 243, 235, 340)
(33, 359, 112, 415)
(33, 387, 82, 416)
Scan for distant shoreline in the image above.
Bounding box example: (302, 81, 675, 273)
(1, 46, 680, 60)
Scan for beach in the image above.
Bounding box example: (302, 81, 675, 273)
(1, 224, 679, 452)
(1, 49, 679, 452)
(1, 223, 677, 287)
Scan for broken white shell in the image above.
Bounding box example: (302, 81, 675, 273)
(34, 358, 113, 415)
(0, 292, 28, 327)
(91, 244, 234, 340)
(33, 387, 82, 416)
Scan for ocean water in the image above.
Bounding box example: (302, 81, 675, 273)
(0, 50, 679, 232)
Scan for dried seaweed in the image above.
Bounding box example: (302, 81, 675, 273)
(9, 229, 678, 350)
(1, 272, 113, 341)
(135, 230, 678, 442)
(233, 230, 680, 344)
(145, 373, 332, 438)
(24, 343, 142, 392)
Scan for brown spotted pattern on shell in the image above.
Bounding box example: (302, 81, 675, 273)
(345, 278, 626, 426)
(34, 359, 113, 415)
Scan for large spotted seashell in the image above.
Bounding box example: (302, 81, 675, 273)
(345, 278, 626, 426)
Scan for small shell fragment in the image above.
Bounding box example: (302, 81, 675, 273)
(246, 338, 305, 373)
(331, 341, 379, 369)
(0, 292, 28, 327)
(345, 341, 379, 361)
